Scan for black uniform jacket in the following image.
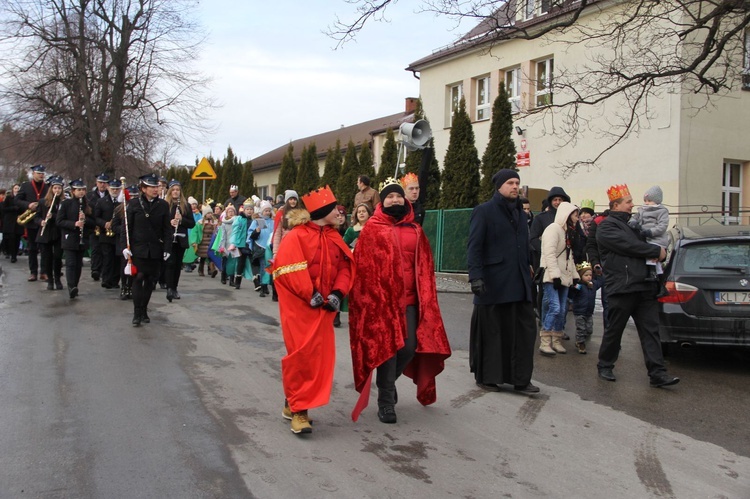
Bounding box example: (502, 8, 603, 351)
(35, 197, 62, 244)
(1, 194, 24, 235)
(168, 203, 196, 249)
(56, 197, 95, 251)
(596, 211, 662, 297)
(15, 180, 49, 230)
(123, 195, 171, 260)
(467, 192, 533, 306)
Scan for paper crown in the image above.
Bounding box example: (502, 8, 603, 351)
(607, 184, 631, 202)
(579, 199, 596, 213)
(229, 185, 238, 191)
(399, 172, 419, 188)
(301, 185, 337, 213)
(576, 261, 593, 273)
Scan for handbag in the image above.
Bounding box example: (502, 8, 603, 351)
(533, 267, 545, 285)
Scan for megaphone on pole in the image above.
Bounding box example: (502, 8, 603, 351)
(399, 119, 432, 151)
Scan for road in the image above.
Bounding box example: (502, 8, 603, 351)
(0, 259, 748, 498)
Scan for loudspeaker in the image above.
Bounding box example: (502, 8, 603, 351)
(399, 120, 432, 150)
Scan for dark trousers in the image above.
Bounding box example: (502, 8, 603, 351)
(132, 258, 159, 312)
(40, 241, 63, 280)
(100, 242, 119, 286)
(596, 290, 667, 379)
(165, 244, 186, 290)
(234, 251, 248, 277)
(27, 228, 42, 274)
(65, 248, 84, 289)
(4, 232, 20, 260)
(376, 305, 418, 408)
(89, 233, 102, 275)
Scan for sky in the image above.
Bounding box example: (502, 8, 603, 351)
(178, 0, 465, 166)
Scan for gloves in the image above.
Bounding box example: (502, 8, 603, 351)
(163, 252, 170, 261)
(122, 248, 132, 259)
(323, 290, 343, 312)
(594, 264, 603, 275)
(641, 229, 652, 239)
(552, 278, 562, 290)
(310, 291, 324, 308)
(470, 279, 486, 296)
(573, 278, 580, 286)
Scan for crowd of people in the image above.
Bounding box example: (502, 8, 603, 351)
(0, 161, 680, 437)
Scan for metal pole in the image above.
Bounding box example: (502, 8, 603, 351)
(202, 180, 206, 204)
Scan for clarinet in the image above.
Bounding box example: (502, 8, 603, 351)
(172, 205, 180, 243)
(78, 197, 85, 247)
(39, 192, 58, 237)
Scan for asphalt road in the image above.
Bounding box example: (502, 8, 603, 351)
(0, 258, 748, 498)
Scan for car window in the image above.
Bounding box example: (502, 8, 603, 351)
(678, 242, 750, 273)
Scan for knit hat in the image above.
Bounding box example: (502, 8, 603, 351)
(259, 200, 273, 212)
(492, 169, 520, 188)
(187, 196, 198, 205)
(379, 177, 405, 199)
(201, 205, 212, 216)
(644, 185, 663, 205)
(284, 189, 298, 202)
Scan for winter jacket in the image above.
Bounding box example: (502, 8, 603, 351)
(569, 276, 604, 316)
(248, 216, 274, 250)
(596, 211, 662, 296)
(629, 204, 669, 248)
(540, 202, 578, 287)
(529, 186, 571, 267)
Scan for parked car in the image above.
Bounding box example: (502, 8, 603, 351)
(658, 224, 750, 350)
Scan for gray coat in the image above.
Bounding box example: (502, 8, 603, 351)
(629, 204, 669, 248)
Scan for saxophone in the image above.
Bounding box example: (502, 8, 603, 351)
(17, 208, 36, 225)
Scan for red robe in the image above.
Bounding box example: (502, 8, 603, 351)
(272, 210, 354, 412)
(349, 203, 451, 421)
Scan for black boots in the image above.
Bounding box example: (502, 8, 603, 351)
(167, 288, 174, 302)
(234, 276, 242, 289)
(259, 284, 269, 297)
(132, 308, 142, 327)
(47, 278, 54, 290)
(228, 275, 235, 287)
(55, 277, 63, 290)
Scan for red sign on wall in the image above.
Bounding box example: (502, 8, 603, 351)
(516, 150, 530, 167)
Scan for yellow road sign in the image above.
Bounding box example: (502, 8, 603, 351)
(191, 157, 217, 180)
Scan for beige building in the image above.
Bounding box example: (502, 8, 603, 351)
(405, 1, 750, 223)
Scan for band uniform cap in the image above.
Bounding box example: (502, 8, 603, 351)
(607, 184, 631, 202)
(127, 184, 139, 195)
(48, 175, 64, 186)
(139, 173, 160, 187)
(579, 199, 596, 214)
(158, 176, 167, 183)
(108, 179, 122, 188)
(31, 164, 46, 173)
(69, 178, 87, 189)
(167, 179, 181, 189)
(96, 172, 111, 183)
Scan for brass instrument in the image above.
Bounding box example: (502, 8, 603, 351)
(39, 192, 59, 237)
(105, 210, 116, 237)
(95, 226, 101, 236)
(17, 208, 36, 225)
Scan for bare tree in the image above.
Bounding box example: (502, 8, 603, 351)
(0, 0, 215, 180)
(328, 1, 750, 172)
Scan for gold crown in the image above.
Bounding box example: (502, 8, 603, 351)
(607, 184, 631, 202)
(379, 177, 400, 191)
(576, 261, 593, 273)
(205, 198, 214, 205)
(399, 172, 419, 188)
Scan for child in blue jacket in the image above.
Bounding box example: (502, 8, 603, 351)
(568, 261, 604, 354)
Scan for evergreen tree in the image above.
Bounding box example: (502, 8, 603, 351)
(440, 97, 480, 209)
(480, 82, 517, 202)
(294, 142, 320, 195)
(377, 128, 398, 186)
(218, 147, 239, 197)
(337, 139, 360, 210)
(277, 142, 297, 195)
(358, 140, 375, 179)
(240, 160, 256, 198)
(321, 139, 342, 189)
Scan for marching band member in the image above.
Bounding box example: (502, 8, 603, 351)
(16, 164, 50, 281)
(95, 178, 123, 290)
(35, 175, 64, 290)
(164, 180, 195, 302)
(122, 174, 171, 327)
(56, 179, 95, 299)
(86, 172, 111, 281)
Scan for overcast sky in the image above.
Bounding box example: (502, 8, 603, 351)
(180, 1, 464, 166)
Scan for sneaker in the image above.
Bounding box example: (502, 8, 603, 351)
(575, 341, 587, 354)
(650, 375, 680, 388)
(513, 383, 540, 394)
(377, 405, 397, 424)
(290, 411, 312, 434)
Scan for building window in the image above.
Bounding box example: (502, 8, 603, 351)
(448, 83, 463, 126)
(535, 58, 554, 107)
(505, 67, 522, 114)
(722, 162, 742, 225)
(257, 185, 268, 199)
(743, 30, 750, 90)
(524, 0, 551, 20)
(476, 76, 491, 121)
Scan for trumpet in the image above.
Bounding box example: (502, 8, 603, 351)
(105, 212, 115, 237)
(17, 208, 36, 225)
(95, 226, 101, 236)
(39, 192, 58, 237)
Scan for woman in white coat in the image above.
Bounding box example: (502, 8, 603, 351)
(539, 201, 579, 355)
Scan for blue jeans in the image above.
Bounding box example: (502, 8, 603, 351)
(542, 283, 569, 332)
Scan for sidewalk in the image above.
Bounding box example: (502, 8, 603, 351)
(435, 272, 470, 293)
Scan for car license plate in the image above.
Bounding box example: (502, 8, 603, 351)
(714, 291, 750, 305)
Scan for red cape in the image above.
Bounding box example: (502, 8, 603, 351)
(272, 212, 354, 412)
(349, 203, 451, 421)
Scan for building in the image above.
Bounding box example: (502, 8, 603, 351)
(405, 1, 750, 223)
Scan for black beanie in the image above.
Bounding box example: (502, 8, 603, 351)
(492, 169, 520, 188)
(379, 182, 405, 199)
(309, 202, 337, 221)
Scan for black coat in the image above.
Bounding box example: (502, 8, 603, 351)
(529, 209, 555, 269)
(15, 180, 49, 229)
(1, 194, 24, 235)
(35, 196, 62, 244)
(123, 195, 171, 260)
(94, 195, 120, 244)
(467, 192, 532, 305)
(596, 211, 662, 296)
(585, 210, 610, 267)
(56, 197, 95, 251)
(168, 203, 196, 249)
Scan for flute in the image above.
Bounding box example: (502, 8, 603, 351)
(78, 197, 85, 246)
(39, 192, 58, 237)
(172, 205, 181, 243)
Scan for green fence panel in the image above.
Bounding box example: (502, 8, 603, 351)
(422, 210, 441, 269)
(439, 208, 472, 273)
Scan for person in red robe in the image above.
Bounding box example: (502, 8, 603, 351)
(349, 178, 451, 424)
(272, 186, 354, 435)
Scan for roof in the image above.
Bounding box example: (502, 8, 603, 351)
(251, 111, 415, 172)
